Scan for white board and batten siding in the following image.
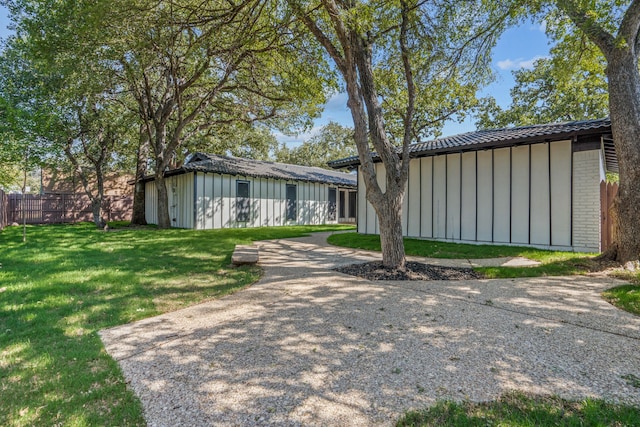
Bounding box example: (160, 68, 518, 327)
(146, 172, 344, 229)
(357, 140, 602, 252)
(144, 174, 195, 228)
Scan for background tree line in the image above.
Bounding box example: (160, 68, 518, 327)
(1, 0, 639, 266)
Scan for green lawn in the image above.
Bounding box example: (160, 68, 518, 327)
(602, 276, 640, 317)
(397, 391, 640, 426)
(327, 232, 600, 278)
(0, 222, 353, 427)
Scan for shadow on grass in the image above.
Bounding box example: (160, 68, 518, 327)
(0, 222, 351, 426)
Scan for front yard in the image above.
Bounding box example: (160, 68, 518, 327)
(1, 224, 638, 426)
(0, 222, 353, 426)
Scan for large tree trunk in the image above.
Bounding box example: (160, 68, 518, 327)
(606, 51, 640, 262)
(91, 199, 106, 228)
(131, 129, 148, 225)
(155, 173, 172, 229)
(374, 192, 406, 269)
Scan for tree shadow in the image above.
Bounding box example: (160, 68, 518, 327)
(101, 238, 640, 425)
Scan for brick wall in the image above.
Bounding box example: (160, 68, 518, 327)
(572, 150, 601, 252)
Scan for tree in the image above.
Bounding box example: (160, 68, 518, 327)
(289, 0, 517, 269)
(112, 0, 328, 228)
(275, 121, 356, 169)
(475, 37, 609, 128)
(0, 43, 56, 240)
(532, 0, 640, 262)
(2, 0, 138, 228)
(179, 123, 279, 162)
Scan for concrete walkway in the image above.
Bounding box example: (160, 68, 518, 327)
(100, 232, 640, 426)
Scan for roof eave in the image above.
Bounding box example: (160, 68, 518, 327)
(329, 126, 613, 169)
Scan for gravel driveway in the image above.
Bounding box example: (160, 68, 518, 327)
(100, 232, 640, 426)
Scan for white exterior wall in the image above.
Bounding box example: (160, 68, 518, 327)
(420, 157, 433, 237)
(406, 161, 421, 237)
(357, 171, 367, 233)
(145, 172, 349, 229)
(144, 175, 193, 228)
(476, 150, 493, 242)
(145, 180, 158, 225)
(493, 148, 511, 243)
(460, 152, 477, 241)
(572, 150, 601, 252)
(357, 140, 601, 251)
(510, 145, 530, 244)
(172, 173, 194, 229)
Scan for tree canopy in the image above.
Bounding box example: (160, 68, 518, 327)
(520, 0, 640, 262)
(275, 121, 356, 169)
(476, 35, 609, 128)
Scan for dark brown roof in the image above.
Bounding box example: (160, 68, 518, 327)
(164, 153, 357, 187)
(328, 118, 617, 173)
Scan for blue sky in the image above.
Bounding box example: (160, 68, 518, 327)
(0, 7, 551, 147)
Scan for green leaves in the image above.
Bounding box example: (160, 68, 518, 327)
(275, 121, 357, 168)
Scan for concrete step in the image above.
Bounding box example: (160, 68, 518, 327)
(231, 245, 259, 266)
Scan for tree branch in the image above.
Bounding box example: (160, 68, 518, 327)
(399, 0, 415, 184)
(557, 0, 615, 56)
(289, 1, 347, 74)
(620, 0, 640, 54)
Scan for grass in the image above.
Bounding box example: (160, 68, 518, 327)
(327, 232, 602, 278)
(396, 391, 640, 426)
(328, 232, 640, 316)
(602, 269, 640, 316)
(0, 222, 354, 427)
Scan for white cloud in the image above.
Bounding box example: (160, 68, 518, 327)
(272, 125, 323, 148)
(496, 55, 548, 71)
(532, 20, 547, 33)
(496, 58, 517, 70)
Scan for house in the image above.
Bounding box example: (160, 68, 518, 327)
(329, 118, 618, 252)
(143, 153, 357, 229)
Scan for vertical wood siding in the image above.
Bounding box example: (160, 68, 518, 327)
(407, 161, 421, 237)
(510, 145, 530, 244)
(446, 153, 461, 240)
(419, 157, 433, 238)
(530, 143, 550, 245)
(145, 180, 158, 225)
(460, 152, 477, 241)
(146, 172, 346, 229)
(493, 148, 511, 243)
(476, 150, 493, 242)
(550, 141, 572, 246)
(432, 156, 447, 239)
(358, 139, 587, 251)
(357, 171, 367, 234)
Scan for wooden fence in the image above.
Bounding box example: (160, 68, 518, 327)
(6, 194, 132, 225)
(0, 189, 7, 230)
(600, 181, 619, 252)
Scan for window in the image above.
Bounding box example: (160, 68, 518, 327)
(328, 188, 337, 221)
(286, 184, 297, 221)
(236, 181, 250, 222)
(348, 191, 357, 218)
(338, 190, 346, 219)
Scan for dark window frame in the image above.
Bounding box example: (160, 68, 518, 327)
(328, 188, 337, 221)
(236, 180, 251, 222)
(348, 191, 357, 218)
(286, 184, 297, 221)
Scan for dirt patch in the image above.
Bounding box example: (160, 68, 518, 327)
(335, 261, 483, 281)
